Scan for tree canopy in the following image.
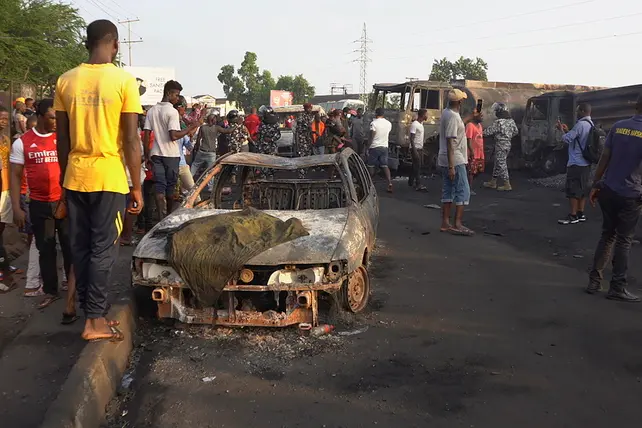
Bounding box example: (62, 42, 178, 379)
(218, 52, 315, 109)
(0, 0, 86, 94)
(429, 56, 489, 82)
(275, 75, 315, 104)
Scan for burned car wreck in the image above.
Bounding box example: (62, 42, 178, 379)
(132, 149, 379, 327)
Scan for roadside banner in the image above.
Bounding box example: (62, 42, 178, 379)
(270, 90, 293, 107)
(124, 66, 176, 106)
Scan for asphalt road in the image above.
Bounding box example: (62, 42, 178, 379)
(106, 174, 642, 428)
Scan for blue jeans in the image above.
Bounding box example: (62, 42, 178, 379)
(190, 151, 218, 190)
(441, 164, 470, 206)
(313, 146, 325, 155)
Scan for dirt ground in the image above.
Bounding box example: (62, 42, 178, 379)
(104, 172, 642, 428)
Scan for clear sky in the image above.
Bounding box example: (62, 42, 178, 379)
(73, 0, 642, 97)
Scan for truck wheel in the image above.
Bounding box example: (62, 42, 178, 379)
(537, 150, 567, 177)
(341, 265, 370, 313)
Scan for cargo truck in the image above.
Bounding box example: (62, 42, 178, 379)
(521, 84, 641, 176)
(367, 79, 599, 172)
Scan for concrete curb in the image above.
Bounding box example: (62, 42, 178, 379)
(40, 298, 137, 428)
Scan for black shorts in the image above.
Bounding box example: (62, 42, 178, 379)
(566, 165, 590, 199)
(151, 156, 180, 196)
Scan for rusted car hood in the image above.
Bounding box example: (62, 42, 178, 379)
(133, 208, 349, 265)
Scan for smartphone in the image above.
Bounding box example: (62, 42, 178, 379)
(476, 99, 483, 113)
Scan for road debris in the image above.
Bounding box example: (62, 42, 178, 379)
(120, 374, 134, 390)
(337, 326, 369, 336)
(573, 255, 584, 259)
(484, 231, 505, 237)
(424, 204, 441, 210)
(202, 376, 216, 383)
(529, 174, 566, 190)
(311, 324, 335, 337)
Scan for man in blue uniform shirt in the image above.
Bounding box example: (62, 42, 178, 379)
(587, 94, 642, 302)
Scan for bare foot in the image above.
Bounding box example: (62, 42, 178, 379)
(81, 318, 123, 342)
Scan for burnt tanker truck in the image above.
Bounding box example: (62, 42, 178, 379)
(368, 79, 601, 172)
(521, 84, 642, 176)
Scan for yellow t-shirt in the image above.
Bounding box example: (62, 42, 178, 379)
(54, 63, 142, 194)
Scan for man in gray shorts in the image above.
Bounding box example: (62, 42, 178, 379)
(367, 108, 393, 193)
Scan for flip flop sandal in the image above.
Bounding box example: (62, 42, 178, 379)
(107, 320, 120, 327)
(87, 326, 125, 343)
(61, 313, 80, 325)
(448, 228, 475, 237)
(9, 266, 24, 274)
(24, 287, 45, 297)
(387, 184, 393, 193)
(37, 295, 61, 309)
(415, 186, 428, 192)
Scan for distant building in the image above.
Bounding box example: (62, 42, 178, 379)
(187, 94, 241, 116)
(310, 93, 367, 105)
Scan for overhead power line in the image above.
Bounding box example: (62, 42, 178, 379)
(410, 0, 596, 37)
(385, 11, 642, 59)
(488, 29, 642, 51)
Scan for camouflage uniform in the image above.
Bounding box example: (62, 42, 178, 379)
(229, 123, 250, 154)
(296, 112, 314, 157)
(257, 123, 281, 177)
(296, 112, 314, 178)
(484, 118, 519, 181)
(257, 123, 281, 155)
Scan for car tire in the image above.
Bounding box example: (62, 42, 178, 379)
(341, 265, 370, 313)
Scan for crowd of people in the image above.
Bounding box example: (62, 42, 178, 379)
(0, 17, 640, 346)
(435, 88, 642, 302)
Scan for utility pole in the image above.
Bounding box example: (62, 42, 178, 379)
(353, 23, 371, 104)
(119, 19, 142, 66)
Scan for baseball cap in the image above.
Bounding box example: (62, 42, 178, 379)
(448, 89, 468, 102)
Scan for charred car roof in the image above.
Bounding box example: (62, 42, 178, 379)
(218, 151, 349, 169)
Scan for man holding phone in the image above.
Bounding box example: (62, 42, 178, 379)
(557, 103, 593, 225)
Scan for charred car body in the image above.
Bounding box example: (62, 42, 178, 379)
(132, 149, 378, 327)
(522, 84, 639, 175)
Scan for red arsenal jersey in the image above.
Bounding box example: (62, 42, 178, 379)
(10, 129, 62, 202)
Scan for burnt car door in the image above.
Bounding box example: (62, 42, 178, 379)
(346, 153, 378, 248)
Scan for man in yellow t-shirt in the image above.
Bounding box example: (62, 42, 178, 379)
(54, 19, 143, 343)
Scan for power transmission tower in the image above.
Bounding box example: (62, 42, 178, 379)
(353, 23, 371, 103)
(119, 19, 143, 66)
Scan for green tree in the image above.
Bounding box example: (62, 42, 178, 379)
(217, 52, 315, 109)
(429, 56, 488, 82)
(0, 0, 86, 94)
(218, 52, 273, 109)
(275, 74, 315, 104)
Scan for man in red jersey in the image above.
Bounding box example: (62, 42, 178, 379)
(244, 107, 261, 145)
(9, 99, 76, 320)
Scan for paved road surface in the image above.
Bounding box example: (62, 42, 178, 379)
(106, 179, 642, 428)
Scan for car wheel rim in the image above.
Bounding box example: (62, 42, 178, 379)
(347, 266, 369, 312)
